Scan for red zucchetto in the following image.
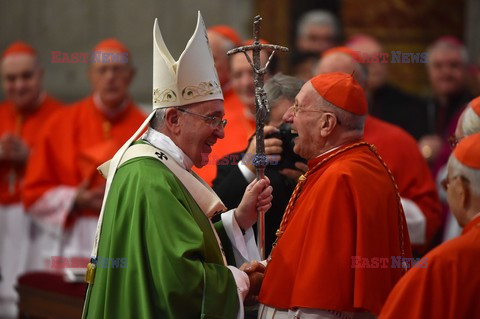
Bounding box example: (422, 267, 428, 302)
(322, 46, 362, 62)
(453, 132, 480, 169)
(92, 38, 129, 54)
(310, 72, 368, 115)
(469, 96, 480, 116)
(208, 25, 242, 46)
(2, 41, 37, 58)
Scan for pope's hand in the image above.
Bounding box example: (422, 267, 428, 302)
(240, 259, 266, 274)
(235, 177, 273, 230)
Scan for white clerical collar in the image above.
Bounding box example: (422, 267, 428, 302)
(141, 127, 194, 170)
(313, 144, 342, 159)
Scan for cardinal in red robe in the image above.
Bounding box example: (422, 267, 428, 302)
(380, 132, 480, 318)
(22, 38, 145, 270)
(0, 41, 63, 317)
(317, 46, 442, 254)
(258, 73, 412, 318)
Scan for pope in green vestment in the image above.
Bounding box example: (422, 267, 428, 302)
(82, 12, 275, 318)
(82, 154, 239, 318)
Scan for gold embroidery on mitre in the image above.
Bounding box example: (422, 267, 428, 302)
(153, 88, 177, 103)
(182, 81, 221, 100)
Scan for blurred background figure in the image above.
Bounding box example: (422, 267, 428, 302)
(0, 41, 63, 318)
(347, 35, 426, 140)
(230, 38, 277, 129)
(289, 51, 318, 82)
(194, 38, 277, 185)
(213, 73, 306, 256)
(380, 133, 480, 319)
(289, 10, 341, 82)
(193, 25, 244, 185)
(207, 25, 242, 93)
(473, 55, 480, 95)
(229, 39, 269, 128)
(439, 96, 480, 242)
(419, 36, 473, 172)
(315, 46, 442, 256)
(21, 38, 145, 273)
(295, 10, 340, 56)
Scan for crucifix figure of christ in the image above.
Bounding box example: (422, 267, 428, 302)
(227, 15, 288, 259)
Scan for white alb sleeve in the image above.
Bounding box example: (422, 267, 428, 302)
(401, 197, 426, 245)
(27, 186, 77, 235)
(238, 160, 256, 183)
(221, 209, 260, 266)
(227, 265, 249, 319)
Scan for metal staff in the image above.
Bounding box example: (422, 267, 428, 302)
(227, 15, 288, 259)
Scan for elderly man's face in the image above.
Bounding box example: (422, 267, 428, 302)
(297, 25, 336, 55)
(176, 99, 225, 168)
(428, 48, 467, 97)
(282, 82, 326, 159)
(231, 51, 270, 113)
(348, 38, 387, 91)
(1, 54, 43, 110)
(445, 163, 468, 227)
(88, 50, 134, 109)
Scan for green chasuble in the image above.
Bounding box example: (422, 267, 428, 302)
(82, 156, 239, 318)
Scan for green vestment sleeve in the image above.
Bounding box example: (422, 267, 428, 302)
(82, 157, 239, 318)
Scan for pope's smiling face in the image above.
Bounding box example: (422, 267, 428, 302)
(176, 99, 225, 168)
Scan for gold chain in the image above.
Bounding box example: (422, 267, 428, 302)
(367, 145, 407, 273)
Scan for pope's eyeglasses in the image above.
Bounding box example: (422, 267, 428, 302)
(177, 108, 227, 129)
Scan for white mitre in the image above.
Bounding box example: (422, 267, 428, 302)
(153, 11, 223, 109)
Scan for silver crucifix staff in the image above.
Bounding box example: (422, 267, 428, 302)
(227, 15, 288, 259)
